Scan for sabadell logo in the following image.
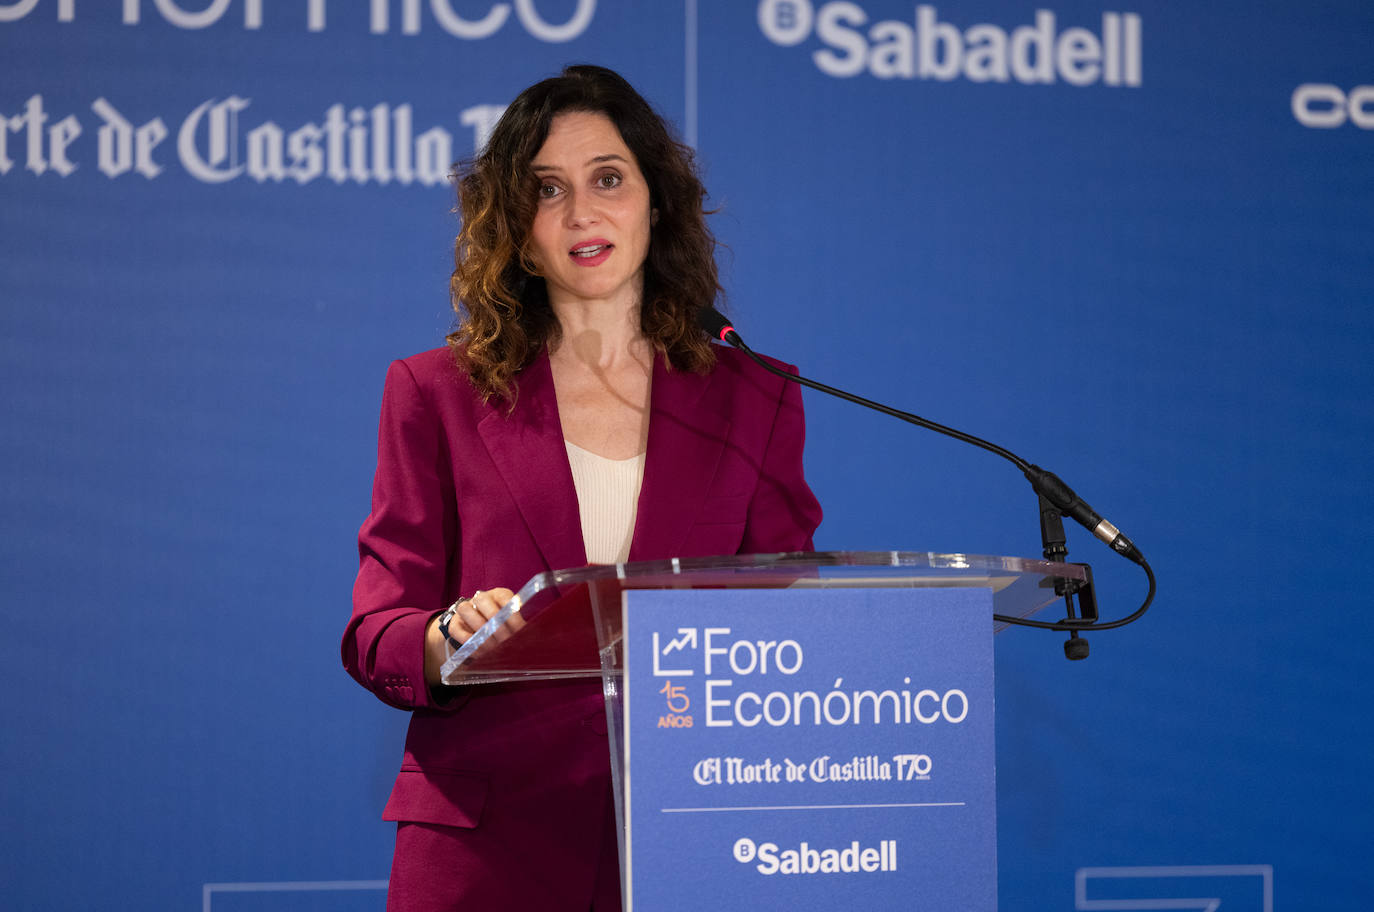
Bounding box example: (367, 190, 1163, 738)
(757, 0, 1142, 86)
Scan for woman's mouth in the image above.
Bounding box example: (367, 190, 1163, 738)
(569, 240, 613, 266)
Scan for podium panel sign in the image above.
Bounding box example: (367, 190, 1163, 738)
(622, 587, 996, 910)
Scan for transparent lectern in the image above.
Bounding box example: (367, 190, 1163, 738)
(440, 551, 1077, 906)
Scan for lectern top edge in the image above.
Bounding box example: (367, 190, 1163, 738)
(440, 550, 1082, 684)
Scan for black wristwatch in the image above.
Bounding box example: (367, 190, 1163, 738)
(437, 605, 462, 649)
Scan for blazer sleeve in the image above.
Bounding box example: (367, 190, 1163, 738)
(342, 359, 458, 712)
(740, 369, 823, 554)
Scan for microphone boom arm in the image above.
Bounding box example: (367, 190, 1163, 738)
(699, 309, 1154, 649)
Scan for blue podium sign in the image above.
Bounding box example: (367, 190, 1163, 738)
(622, 586, 996, 910)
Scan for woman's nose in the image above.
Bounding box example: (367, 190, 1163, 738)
(564, 187, 599, 227)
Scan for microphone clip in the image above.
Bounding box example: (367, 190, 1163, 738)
(1038, 494, 1097, 660)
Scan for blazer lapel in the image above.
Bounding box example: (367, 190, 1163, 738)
(628, 354, 731, 561)
(477, 349, 588, 574)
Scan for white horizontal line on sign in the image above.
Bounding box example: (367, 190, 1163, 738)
(661, 802, 965, 813)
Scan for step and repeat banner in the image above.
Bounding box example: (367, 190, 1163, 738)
(2, 2, 1370, 909)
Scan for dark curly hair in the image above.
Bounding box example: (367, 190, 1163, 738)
(447, 64, 719, 403)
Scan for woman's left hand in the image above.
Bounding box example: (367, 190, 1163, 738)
(423, 587, 524, 686)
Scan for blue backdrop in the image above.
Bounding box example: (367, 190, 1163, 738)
(2, 2, 1370, 908)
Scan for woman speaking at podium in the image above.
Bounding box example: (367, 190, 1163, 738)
(343, 65, 822, 911)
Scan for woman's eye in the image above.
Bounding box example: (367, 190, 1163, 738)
(597, 173, 622, 189)
(538, 183, 561, 199)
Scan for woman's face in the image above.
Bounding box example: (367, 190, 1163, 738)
(527, 111, 654, 313)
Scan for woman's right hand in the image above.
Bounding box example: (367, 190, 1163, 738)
(423, 587, 523, 687)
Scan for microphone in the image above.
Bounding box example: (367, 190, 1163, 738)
(697, 305, 1153, 642)
(698, 307, 741, 346)
(697, 306, 1138, 560)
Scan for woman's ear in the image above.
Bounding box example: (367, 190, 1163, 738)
(650, 207, 660, 226)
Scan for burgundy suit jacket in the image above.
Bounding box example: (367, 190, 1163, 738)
(342, 344, 821, 904)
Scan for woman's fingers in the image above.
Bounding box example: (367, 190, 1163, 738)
(453, 596, 489, 641)
(478, 588, 523, 643)
(454, 588, 521, 643)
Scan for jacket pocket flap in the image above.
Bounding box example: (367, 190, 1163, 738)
(382, 769, 488, 829)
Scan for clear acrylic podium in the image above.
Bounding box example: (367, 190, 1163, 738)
(440, 550, 1076, 904)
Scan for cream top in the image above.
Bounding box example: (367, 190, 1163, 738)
(565, 440, 646, 565)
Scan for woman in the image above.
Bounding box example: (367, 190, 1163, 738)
(343, 65, 822, 911)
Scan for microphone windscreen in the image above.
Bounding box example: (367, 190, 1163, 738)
(697, 306, 734, 341)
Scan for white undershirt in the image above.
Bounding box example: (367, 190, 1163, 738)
(565, 440, 645, 565)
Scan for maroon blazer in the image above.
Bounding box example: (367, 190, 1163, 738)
(343, 344, 822, 907)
